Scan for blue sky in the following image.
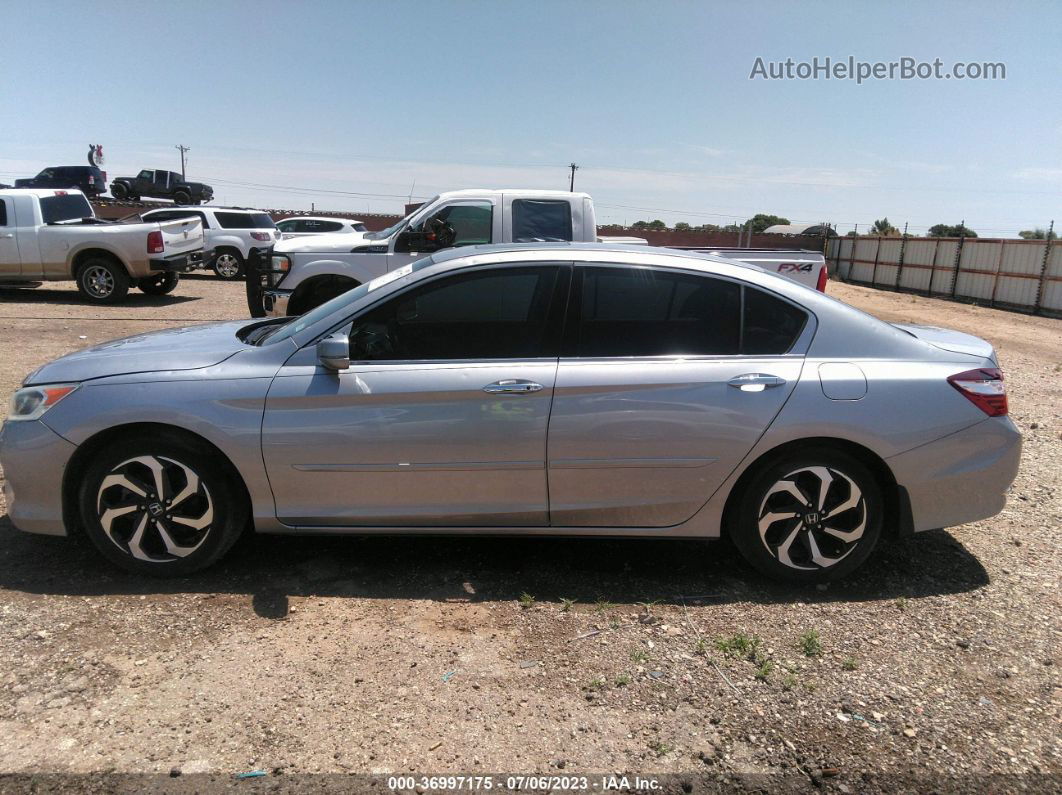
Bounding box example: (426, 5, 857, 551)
(2, 0, 1060, 235)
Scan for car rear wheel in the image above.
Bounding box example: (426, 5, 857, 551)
(77, 435, 247, 576)
(731, 448, 883, 584)
(212, 251, 244, 280)
(173, 191, 191, 206)
(111, 182, 128, 199)
(137, 272, 179, 295)
(75, 258, 130, 303)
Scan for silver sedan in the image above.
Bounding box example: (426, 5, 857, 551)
(0, 244, 1021, 583)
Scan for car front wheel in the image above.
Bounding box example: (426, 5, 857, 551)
(731, 448, 883, 584)
(77, 435, 247, 576)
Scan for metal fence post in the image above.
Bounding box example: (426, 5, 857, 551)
(894, 222, 909, 291)
(926, 236, 942, 296)
(870, 236, 883, 286)
(848, 231, 859, 281)
(1033, 220, 1054, 315)
(989, 239, 1006, 307)
(949, 220, 967, 299)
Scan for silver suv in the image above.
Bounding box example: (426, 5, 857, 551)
(141, 206, 279, 280)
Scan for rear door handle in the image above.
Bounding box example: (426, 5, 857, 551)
(483, 379, 544, 394)
(728, 373, 787, 392)
(0, 234, 13, 239)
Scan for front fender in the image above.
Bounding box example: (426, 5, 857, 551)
(279, 255, 385, 292)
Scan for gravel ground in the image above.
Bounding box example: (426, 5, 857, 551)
(0, 275, 1058, 792)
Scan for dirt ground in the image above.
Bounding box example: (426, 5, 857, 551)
(0, 275, 1058, 792)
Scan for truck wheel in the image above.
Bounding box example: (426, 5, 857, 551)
(212, 250, 244, 280)
(111, 182, 128, 200)
(76, 258, 130, 303)
(137, 272, 179, 295)
(173, 191, 191, 206)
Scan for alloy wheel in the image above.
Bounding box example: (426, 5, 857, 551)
(96, 455, 214, 563)
(82, 265, 115, 298)
(214, 253, 241, 278)
(757, 465, 867, 571)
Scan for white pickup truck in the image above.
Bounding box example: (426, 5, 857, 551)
(0, 188, 207, 303)
(246, 189, 827, 317)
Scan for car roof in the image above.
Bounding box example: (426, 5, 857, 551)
(0, 187, 90, 198)
(437, 189, 591, 201)
(279, 216, 364, 223)
(427, 241, 767, 275)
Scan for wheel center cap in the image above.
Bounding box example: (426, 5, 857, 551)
(147, 502, 165, 517)
(804, 511, 820, 525)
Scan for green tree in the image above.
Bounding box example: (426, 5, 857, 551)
(674, 222, 692, 232)
(845, 230, 859, 237)
(695, 223, 722, 233)
(928, 223, 977, 238)
(647, 219, 667, 231)
(743, 213, 791, 234)
(871, 218, 899, 236)
(1018, 228, 1056, 240)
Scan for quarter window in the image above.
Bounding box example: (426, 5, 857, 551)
(349, 266, 560, 361)
(512, 199, 573, 242)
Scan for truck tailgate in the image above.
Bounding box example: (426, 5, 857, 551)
(156, 217, 205, 256)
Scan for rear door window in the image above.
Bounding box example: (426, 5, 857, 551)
(0, 199, 7, 226)
(512, 199, 573, 242)
(40, 194, 93, 224)
(215, 212, 276, 230)
(742, 286, 808, 354)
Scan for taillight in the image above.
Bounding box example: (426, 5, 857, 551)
(948, 368, 1007, 416)
(816, 266, 829, 292)
(250, 231, 271, 241)
(147, 230, 164, 254)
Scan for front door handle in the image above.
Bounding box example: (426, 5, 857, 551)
(0, 234, 13, 239)
(728, 373, 787, 392)
(483, 379, 544, 394)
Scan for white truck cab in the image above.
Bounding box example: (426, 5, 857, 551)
(249, 190, 597, 316)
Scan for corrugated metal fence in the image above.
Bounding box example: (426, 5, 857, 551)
(827, 235, 1062, 316)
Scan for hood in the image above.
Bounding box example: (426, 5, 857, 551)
(891, 323, 997, 362)
(185, 182, 211, 192)
(275, 230, 379, 254)
(24, 320, 251, 385)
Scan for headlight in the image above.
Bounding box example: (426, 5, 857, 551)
(271, 255, 291, 272)
(7, 384, 79, 422)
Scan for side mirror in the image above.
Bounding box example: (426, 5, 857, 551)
(317, 335, 350, 371)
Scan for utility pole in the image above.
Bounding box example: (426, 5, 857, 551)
(569, 163, 579, 192)
(175, 145, 190, 179)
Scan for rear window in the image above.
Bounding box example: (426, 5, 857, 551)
(40, 194, 93, 224)
(512, 199, 573, 242)
(214, 212, 276, 230)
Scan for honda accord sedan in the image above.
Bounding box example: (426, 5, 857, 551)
(0, 244, 1021, 582)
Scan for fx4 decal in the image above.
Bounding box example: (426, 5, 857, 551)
(778, 262, 814, 273)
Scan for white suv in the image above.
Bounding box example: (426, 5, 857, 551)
(141, 206, 279, 280)
(275, 216, 367, 240)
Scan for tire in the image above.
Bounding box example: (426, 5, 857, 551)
(137, 272, 179, 295)
(212, 250, 244, 280)
(75, 257, 130, 304)
(111, 182, 128, 200)
(77, 433, 247, 576)
(731, 447, 883, 584)
(173, 191, 191, 206)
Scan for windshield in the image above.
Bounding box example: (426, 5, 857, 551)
(262, 282, 374, 344)
(364, 195, 439, 240)
(40, 194, 94, 223)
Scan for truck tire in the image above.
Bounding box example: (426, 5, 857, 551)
(111, 182, 128, 200)
(137, 272, 180, 295)
(173, 191, 191, 206)
(76, 258, 130, 303)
